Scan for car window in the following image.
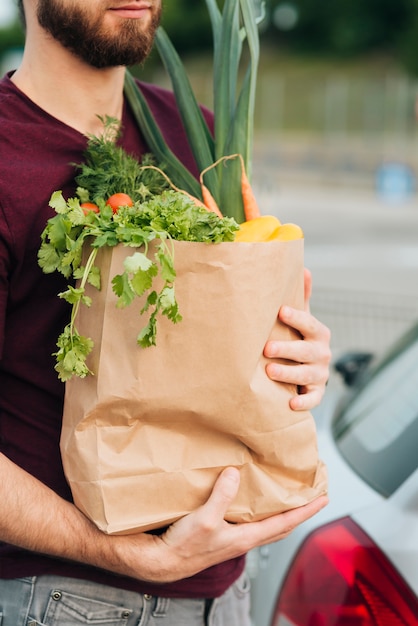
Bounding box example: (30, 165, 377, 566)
(333, 337, 418, 496)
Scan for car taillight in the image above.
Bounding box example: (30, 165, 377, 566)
(271, 517, 418, 626)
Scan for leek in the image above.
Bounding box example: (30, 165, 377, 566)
(124, 0, 265, 223)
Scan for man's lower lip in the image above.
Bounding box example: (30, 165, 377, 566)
(110, 8, 150, 18)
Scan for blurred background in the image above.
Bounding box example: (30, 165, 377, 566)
(2, 0, 418, 375)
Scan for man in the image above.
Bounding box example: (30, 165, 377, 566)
(0, 0, 330, 623)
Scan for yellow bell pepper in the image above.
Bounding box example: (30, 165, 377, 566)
(274, 223, 304, 241)
(235, 215, 303, 242)
(234, 215, 282, 242)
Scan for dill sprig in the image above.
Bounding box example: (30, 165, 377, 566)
(74, 116, 169, 203)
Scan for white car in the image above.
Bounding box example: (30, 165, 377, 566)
(248, 323, 418, 626)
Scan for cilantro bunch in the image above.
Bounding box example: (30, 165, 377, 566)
(38, 185, 238, 382)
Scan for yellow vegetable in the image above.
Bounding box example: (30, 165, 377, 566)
(234, 216, 304, 242)
(274, 223, 304, 241)
(234, 215, 282, 242)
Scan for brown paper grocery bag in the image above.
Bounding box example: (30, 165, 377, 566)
(60, 239, 327, 534)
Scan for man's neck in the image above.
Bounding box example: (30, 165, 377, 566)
(11, 31, 126, 137)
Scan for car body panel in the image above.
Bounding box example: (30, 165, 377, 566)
(248, 385, 384, 626)
(248, 325, 418, 625)
(352, 468, 418, 596)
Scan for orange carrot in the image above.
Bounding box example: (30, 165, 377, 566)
(201, 184, 223, 218)
(237, 154, 260, 221)
(200, 154, 260, 222)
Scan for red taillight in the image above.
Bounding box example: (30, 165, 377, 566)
(271, 517, 418, 626)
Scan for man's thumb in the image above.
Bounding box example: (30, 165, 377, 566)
(204, 467, 240, 519)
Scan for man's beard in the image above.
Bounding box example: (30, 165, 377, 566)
(37, 1, 161, 68)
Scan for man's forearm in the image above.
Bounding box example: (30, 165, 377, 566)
(0, 453, 119, 571)
(0, 453, 328, 584)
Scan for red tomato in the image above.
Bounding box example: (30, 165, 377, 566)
(81, 202, 100, 215)
(105, 193, 134, 213)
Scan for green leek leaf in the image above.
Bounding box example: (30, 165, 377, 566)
(154, 28, 218, 199)
(124, 0, 265, 224)
(124, 72, 201, 199)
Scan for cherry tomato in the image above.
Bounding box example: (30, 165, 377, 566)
(105, 193, 134, 213)
(80, 202, 100, 215)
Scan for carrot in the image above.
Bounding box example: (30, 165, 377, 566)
(199, 159, 226, 217)
(237, 154, 260, 221)
(200, 154, 260, 222)
(201, 184, 223, 218)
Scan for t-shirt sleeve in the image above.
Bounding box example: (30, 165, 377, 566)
(0, 202, 12, 357)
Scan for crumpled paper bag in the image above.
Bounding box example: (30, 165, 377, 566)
(60, 238, 327, 534)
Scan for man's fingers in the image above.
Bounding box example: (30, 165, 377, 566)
(201, 467, 240, 522)
(289, 386, 325, 411)
(255, 494, 329, 545)
(278, 305, 326, 342)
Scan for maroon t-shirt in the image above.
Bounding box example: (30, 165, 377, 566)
(0, 73, 245, 598)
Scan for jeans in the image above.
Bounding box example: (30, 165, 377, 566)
(0, 571, 251, 626)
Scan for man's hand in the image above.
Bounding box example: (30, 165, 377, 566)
(0, 455, 328, 585)
(111, 467, 329, 583)
(264, 268, 331, 411)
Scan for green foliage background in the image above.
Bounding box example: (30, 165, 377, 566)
(3, 0, 418, 75)
(160, 0, 418, 76)
(263, 0, 418, 74)
(0, 20, 24, 60)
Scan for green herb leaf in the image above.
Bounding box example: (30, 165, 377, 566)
(58, 285, 85, 305)
(53, 325, 94, 382)
(160, 286, 182, 323)
(123, 251, 153, 274)
(49, 190, 69, 214)
(157, 246, 176, 283)
(130, 263, 158, 297)
(112, 272, 135, 308)
(137, 313, 157, 348)
(37, 244, 63, 275)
